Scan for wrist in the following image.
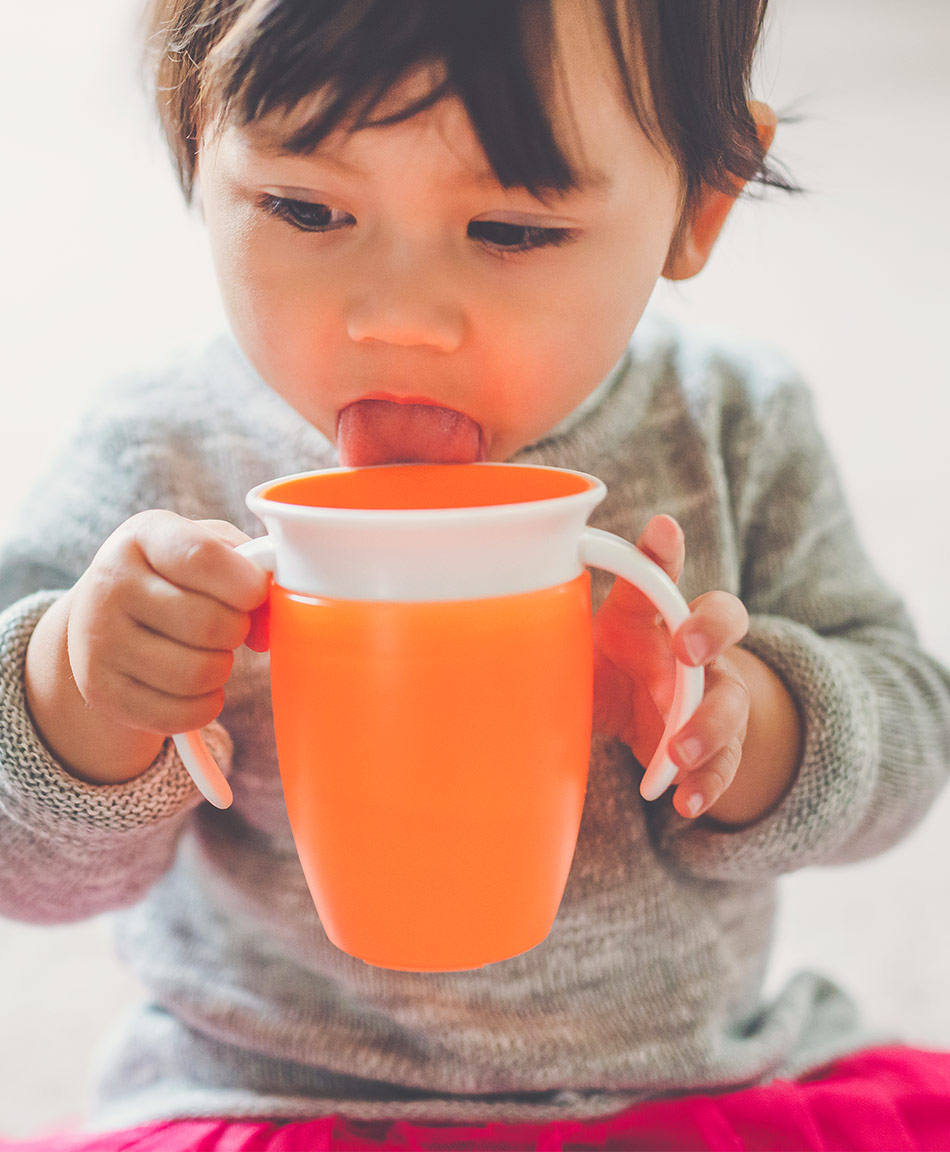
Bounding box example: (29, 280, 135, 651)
(703, 645, 803, 827)
(24, 593, 165, 785)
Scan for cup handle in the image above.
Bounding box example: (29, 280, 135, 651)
(172, 535, 276, 809)
(579, 527, 705, 802)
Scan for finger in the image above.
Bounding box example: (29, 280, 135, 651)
(594, 515, 685, 630)
(128, 511, 268, 610)
(107, 672, 226, 736)
(244, 599, 270, 653)
(73, 626, 229, 732)
(195, 518, 254, 549)
(196, 520, 271, 651)
(117, 623, 236, 699)
(668, 658, 750, 777)
(635, 515, 685, 583)
(674, 591, 750, 666)
(673, 737, 745, 818)
(592, 644, 667, 753)
(593, 605, 674, 687)
(120, 570, 253, 652)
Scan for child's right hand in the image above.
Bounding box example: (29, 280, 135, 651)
(25, 511, 270, 786)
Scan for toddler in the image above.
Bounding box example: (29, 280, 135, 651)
(2, 1, 949, 1149)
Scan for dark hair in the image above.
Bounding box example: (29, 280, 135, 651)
(144, 0, 794, 216)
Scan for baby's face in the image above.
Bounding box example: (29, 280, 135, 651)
(197, 16, 684, 463)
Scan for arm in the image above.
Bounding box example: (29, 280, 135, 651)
(0, 589, 233, 924)
(594, 514, 803, 826)
(23, 511, 267, 786)
(25, 589, 166, 784)
(702, 644, 802, 826)
(0, 396, 263, 923)
(658, 376, 950, 878)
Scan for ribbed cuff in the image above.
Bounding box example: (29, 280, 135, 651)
(656, 614, 878, 881)
(0, 592, 232, 837)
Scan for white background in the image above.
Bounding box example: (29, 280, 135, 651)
(1, 0, 948, 1138)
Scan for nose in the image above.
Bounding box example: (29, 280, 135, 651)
(345, 238, 465, 353)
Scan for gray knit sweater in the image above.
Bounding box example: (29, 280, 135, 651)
(1, 314, 948, 1131)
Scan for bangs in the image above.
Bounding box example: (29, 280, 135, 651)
(200, 0, 605, 194)
(150, 0, 787, 209)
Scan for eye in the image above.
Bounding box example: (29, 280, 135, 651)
(259, 194, 355, 233)
(467, 220, 577, 254)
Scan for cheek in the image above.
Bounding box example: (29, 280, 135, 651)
(504, 246, 658, 391)
(205, 204, 269, 338)
(554, 221, 672, 371)
(478, 232, 667, 453)
(207, 217, 332, 378)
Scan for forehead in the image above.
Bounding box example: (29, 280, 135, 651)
(220, 4, 668, 196)
(240, 97, 621, 202)
(547, 4, 665, 173)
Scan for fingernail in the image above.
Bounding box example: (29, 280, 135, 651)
(685, 793, 705, 818)
(674, 736, 703, 768)
(682, 632, 709, 665)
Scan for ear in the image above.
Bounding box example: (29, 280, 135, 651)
(662, 102, 777, 281)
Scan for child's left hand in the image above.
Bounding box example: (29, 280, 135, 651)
(592, 515, 751, 819)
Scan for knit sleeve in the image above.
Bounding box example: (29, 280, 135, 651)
(0, 380, 236, 925)
(654, 372, 950, 881)
(0, 591, 233, 923)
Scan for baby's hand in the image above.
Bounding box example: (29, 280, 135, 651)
(67, 511, 270, 735)
(26, 511, 269, 785)
(592, 515, 750, 819)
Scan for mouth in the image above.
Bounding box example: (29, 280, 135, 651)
(336, 397, 487, 467)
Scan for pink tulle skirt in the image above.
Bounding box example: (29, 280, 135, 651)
(3, 1046, 950, 1151)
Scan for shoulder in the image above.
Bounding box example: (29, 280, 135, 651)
(36, 335, 332, 533)
(629, 310, 810, 417)
(625, 311, 823, 469)
(74, 336, 331, 515)
(86, 334, 290, 444)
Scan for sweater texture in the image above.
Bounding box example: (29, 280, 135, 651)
(1, 313, 948, 1130)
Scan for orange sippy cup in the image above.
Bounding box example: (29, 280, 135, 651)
(174, 463, 703, 971)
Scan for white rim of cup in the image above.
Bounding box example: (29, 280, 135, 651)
(246, 462, 607, 523)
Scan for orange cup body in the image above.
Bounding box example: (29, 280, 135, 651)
(173, 464, 701, 962)
(269, 573, 593, 971)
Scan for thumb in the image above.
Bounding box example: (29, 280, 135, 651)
(196, 519, 270, 652)
(596, 514, 685, 627)
(195, 518, 254, 549)
(244, 598, 270, 653)
(634, 514, 684, 584)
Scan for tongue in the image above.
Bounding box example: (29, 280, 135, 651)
(337, 399, 485, 467)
